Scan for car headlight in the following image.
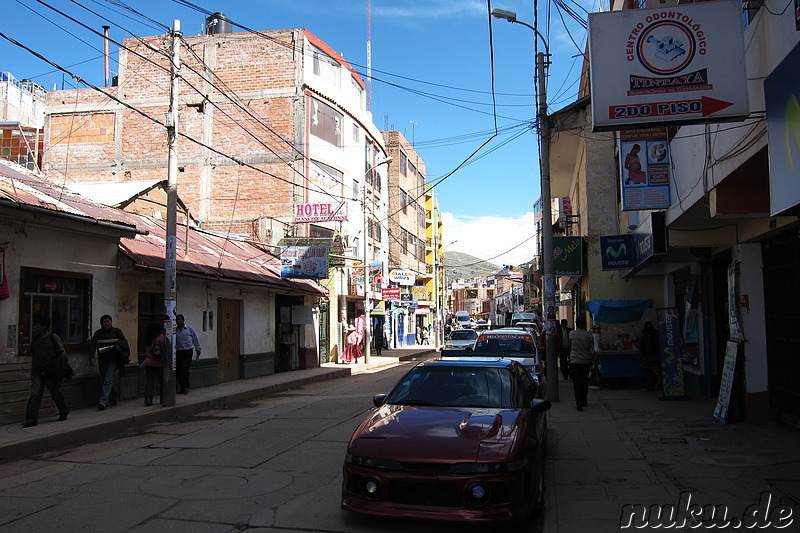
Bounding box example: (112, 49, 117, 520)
(345, 453, 403, 470)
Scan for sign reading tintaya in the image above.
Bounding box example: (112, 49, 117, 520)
(588, 0, 749, 131)
(294, 203, 347, 223)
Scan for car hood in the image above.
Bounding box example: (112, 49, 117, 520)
(350, 405, 521, 463)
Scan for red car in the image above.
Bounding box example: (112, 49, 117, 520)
(341, 358, 551, 524)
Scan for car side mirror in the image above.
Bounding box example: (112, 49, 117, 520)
(531, 398, 552, 413)
(373, 393, 388, 407)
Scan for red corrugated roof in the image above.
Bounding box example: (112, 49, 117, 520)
(0, 163, 327, 297)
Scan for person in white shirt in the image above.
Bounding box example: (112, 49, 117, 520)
(175, 314, 201, 394)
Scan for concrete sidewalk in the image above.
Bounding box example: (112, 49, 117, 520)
(543, 378, 800, 532)
(0, 346, 436, 461)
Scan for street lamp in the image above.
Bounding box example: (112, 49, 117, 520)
(491, 8, 558, 402)
(362, 156, 392, 364)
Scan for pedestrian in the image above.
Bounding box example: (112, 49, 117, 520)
(342, 324, 362, 363)
(416, 325, 423, 345)
(559, 319, 572, 380)
(373, 320, 383, 356)
(175, 313, 202, 395)
(141, 322, 165, 406)
(90, 314, 129, 411)
(22, 316, 71, 427)
(638, 321, 661, 391)
(569, 316, 595, 412)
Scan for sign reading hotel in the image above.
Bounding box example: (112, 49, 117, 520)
(293, 202, 347, 223)
(588, 1, 749, 131)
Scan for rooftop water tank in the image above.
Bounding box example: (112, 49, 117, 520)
(205, 12, 232, 35)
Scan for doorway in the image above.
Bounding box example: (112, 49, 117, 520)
(217, 299, 242, 383)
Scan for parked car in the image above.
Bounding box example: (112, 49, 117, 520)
(341, 358, 551, 524)
(511, 321, 540, 339)
(511, 312, 538, 326)
(444, 328, 478, 350)
(454, 311, 472, 328)
(469, 328, 542, 382)
(475, 319, 490, 330)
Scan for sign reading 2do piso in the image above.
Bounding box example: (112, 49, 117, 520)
(588, 1, 749, 131)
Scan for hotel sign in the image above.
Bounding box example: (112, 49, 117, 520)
(294, 202, 347, 223)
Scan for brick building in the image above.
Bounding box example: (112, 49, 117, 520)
(43, 20, 390, 365)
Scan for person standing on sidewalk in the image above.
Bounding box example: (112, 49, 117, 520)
(141, 322, 165, 406)
(569, 316, 595, 411)
(90, 314, 129, 411)
(22, 316, 70, 427)
(175, 314, 201, 395)
(559, 319, 572, 380)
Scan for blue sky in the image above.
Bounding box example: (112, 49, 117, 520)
(2, 0, 597, 266)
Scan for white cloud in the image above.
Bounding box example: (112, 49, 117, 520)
(441, 211, 537, 267)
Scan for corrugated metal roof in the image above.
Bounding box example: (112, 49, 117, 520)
(0, 162, 327, 297)
(0, 161, 140, 234)
(120, 214, 327, 296)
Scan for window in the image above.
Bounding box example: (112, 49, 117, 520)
(310, 97, 342, 147)
(401, 231, 408, 254)
(375, 221, 382, 243)
(353, 177, 359, 201)
(20, 268, 91, 352)
(401, 190, 408, 213)
(400, 152, 407, 175)
(311, 45, 340, 89)
(353, 124, 360, 143)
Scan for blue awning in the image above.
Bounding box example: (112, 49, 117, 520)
(587, 299, 653, 324)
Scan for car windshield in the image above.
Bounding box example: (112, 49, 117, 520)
(386, 366, 517, 408)
(450, 330, 477, 340)
(474, 337, 535, 353)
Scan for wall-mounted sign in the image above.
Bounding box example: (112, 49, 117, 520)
(620, 128, 671, 211)
(382, 287, 401, 300)
(389, 269, 415, 286)
(588, 0, 749, 130)
(294, 202, 347, 223)
(411, 286, 429, 301)
(765, 39, 800, 216)
(552, 236, 583, 276)
(280, 246, 329, 279)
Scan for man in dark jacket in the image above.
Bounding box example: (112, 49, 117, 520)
(90, 314, 128, 410)
(23, 316, 70, 427)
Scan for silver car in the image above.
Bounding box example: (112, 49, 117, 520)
(444, 328, 479, 350)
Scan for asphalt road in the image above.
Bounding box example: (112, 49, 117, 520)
(0, 361, 544, 533)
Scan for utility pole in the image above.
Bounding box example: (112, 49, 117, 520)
(538, 51, 558, 402)
(163, 20, 181, 407)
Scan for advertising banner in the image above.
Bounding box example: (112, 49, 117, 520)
(389, 269, 415, 286)
(411, 286, 429, 301)
(280, 246, 329, 279)
(620, 128, 671, 210)
(369, 262, 383, 285)
(657, 307, 686, 398)
(351, 261, 365, 284)
(552, 236, 583, 276)
(764, 39, 800, 216)
(588, 1, 749, 130)
(382, 287, 401, 300)
(600, 234, 636, 270)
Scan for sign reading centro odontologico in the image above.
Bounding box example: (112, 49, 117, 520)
(588, 0, 749, 131)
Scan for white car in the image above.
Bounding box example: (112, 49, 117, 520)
(444, 328, 479, 350)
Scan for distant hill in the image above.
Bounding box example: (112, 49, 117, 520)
(444, 251, 501, 281)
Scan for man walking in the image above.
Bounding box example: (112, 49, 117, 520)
(90, 314, 128, 410)
(23, 316, 70, 427)
(175, 314, 201, 394)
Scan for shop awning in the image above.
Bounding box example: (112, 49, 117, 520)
(587, 299, 652, 324)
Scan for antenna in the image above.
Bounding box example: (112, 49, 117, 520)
(366, 0, 373, 111)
